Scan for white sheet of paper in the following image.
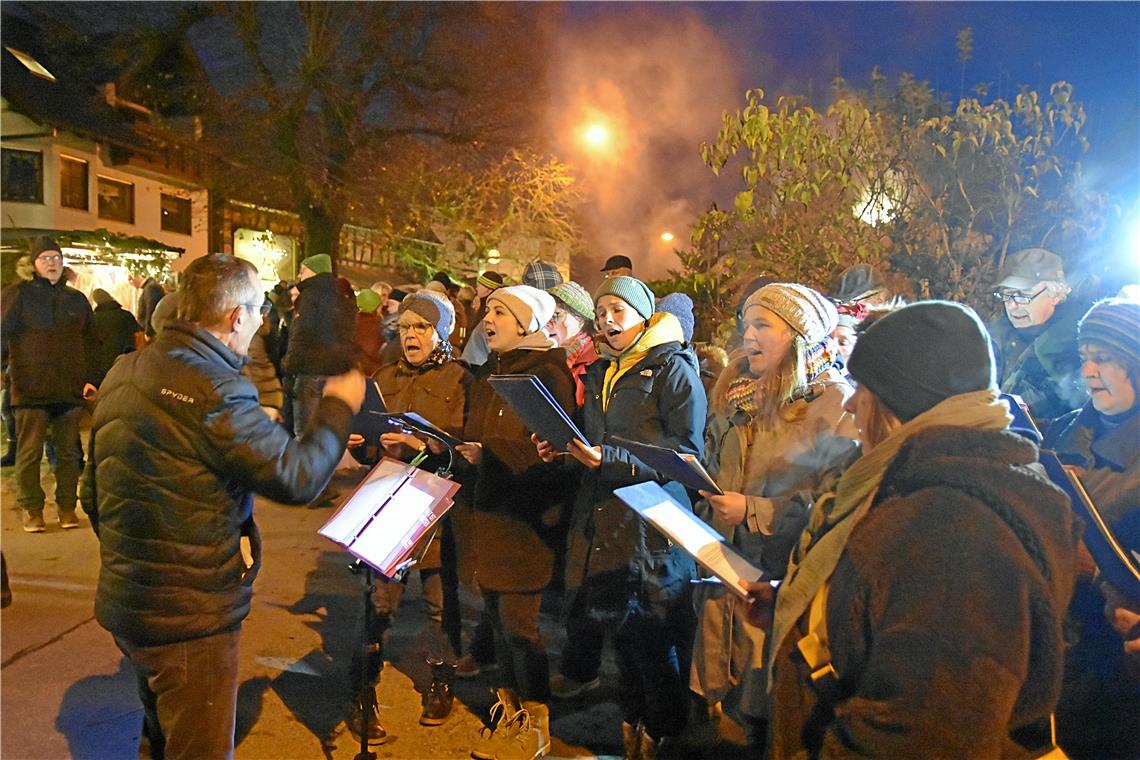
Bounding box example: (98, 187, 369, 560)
(642, 501, 721, 550)
(318, 472, 406, 544)
(350, 485, 437, 572)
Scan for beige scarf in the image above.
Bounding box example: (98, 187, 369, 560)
(766, 388, 1013, 690)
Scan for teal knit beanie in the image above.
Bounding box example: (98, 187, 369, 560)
(593, 276, 655, 321)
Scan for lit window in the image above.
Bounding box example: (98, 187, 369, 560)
(59, 155, 88, 210)
(5, 47, 56, 81)
(97, 176, 134, 223)
(160, 193, 192, 235)
(1, 148, 43, 203)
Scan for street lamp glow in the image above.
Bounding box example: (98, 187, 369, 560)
(582, 123, 610, 149)
(660, 231, 674, 242)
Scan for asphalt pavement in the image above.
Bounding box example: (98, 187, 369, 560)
(1, 444, 745, 760)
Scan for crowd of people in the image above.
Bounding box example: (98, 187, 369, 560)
(1, 235, 1136, 760)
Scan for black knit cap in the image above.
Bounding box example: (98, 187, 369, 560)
(30, 235, 61, 258)
(847, 301, 995, 421)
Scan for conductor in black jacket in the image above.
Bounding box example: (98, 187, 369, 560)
(81, 254, 365, 760)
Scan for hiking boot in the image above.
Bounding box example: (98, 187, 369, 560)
(622, 721, 642, 760)
(549, 673, 601, 699)
(22, 511, 46, 533)
(471, 688, 522, 759)
(58, 508, 79, 529)
(456, 652, 498, 679)
(346, 692, 388, 745)
(420, 659, 455, 726)
(472, 697, 549, 760)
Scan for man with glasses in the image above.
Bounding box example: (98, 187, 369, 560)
(82, 253, 365, 759)
(0, 236, 97, 533)
(988, 247, 1087, 425)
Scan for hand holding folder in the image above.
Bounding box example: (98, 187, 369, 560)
(610, 436, 722, 494)
(614, 481, 763, 598)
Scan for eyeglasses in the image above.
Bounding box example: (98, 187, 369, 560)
(241, 302, 271, 317)
(397, 321, 433, 335)
(36, 254, 63, 263)
(993, 286, 1047, 305)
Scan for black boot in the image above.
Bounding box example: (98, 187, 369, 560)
(419, 658, 455, 726)
(346, 688, 388, 745)
(0, 442, 15, 468)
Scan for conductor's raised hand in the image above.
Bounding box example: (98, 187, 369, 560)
(532, 433, 558, 463)
(568, 439, 601, 469)
(323, 368, 366, 414)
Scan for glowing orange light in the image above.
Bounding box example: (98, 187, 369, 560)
(582, 123, 610, 149)
(660, 232, 674, 242)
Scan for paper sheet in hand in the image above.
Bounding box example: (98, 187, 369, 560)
(610, 436, 722, 494)
(487, 374, 589, 450)
(318, 457, 459, 579)
(614, 481, 763, 598)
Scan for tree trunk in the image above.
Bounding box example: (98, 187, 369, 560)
(300, 206, 343, 272)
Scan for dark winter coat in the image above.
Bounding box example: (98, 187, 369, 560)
(136, 276, 166, 337)
(463, 341, 574, 593)
(988, 299, 1088, 426)
(767, 427, 1080, 759)
(0, 275, 96, 406)
(91, 300, 142, 387)
(564, 314, 707, 600)
(281, 273, 359, 376)
(81, 321, 353, 647)
(1044, 403, 1140, 759)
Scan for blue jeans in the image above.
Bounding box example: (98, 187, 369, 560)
(14, 404, 84, 513)
(115, 629, 242, 760)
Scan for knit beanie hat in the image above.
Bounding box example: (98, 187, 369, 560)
(743, 283, 837, 344)
(848, 301, 995, 422)
(399, 290, 456, 341)
(548, 281, 594, 322)
(593, 276, 656, 321)
(522, 260, 564, 290)
(356, 289, 382, 314)
(657, 292, 695, 342)
(488, 285, 555, 334)
(1078, 298, 1140, 371)
(92, 288, 116, 306)
(299, 253, 332, 275)
(30, 235, 62, 259)
(477, 271, 504, 291)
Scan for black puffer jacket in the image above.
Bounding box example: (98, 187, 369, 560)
(81, 322, 353, 646)
(0, 276, 96, 406)
(91, 300, 141, 387)
(564, 320, 707, 596)
(463, 341, 574, 593)
(768, 427, 1080, 759)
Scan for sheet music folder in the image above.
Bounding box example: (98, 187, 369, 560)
(319, 457, 460, 579)
(610, 436, 723, 494)
(374, 411, 465, 449)
(487, 374, 590, 450)
(614, 481, 763, 598)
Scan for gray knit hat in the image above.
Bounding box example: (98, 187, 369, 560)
(548, 281, 594, 322)
(848, 301, 995, 422)
(488, 285, 556, 334)
(743, 283, 837, 344)
(593, 276, 656, 321)
(399, 290, 455, 341)
(1079, 298, 1140, 371)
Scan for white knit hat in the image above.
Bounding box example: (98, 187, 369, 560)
(743, 283, 838, 344)
(487, 285, 556, 334)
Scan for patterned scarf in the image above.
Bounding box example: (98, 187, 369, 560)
(726, 375, 761, 417)
(398, 339, 454, 373)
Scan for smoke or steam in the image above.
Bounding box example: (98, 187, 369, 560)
(543, 7, 743, 289)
